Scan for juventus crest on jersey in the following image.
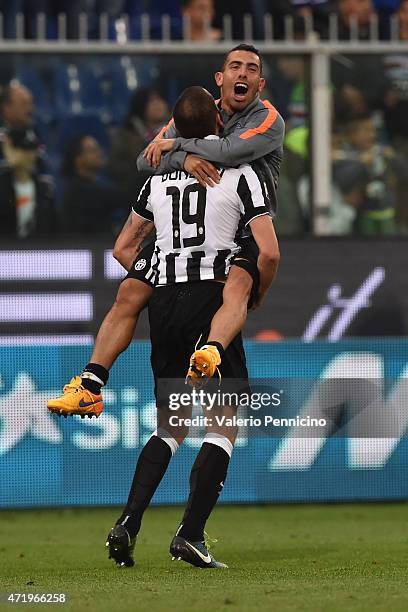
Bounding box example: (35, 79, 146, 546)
(133, 164, 269, 286)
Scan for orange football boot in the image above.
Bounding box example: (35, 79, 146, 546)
(186, 345, 221, 388)
(47, 376, 103, 418)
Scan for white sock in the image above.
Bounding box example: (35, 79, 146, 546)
(203, 432, 233, 458)
(81, 371, 105, 386)
(152, 427, 179, 456)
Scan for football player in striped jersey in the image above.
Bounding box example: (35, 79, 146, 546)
(48, 44, 284, 416)
(107, 86, 279, 569)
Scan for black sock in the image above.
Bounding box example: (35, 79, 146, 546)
(177, 442, 230, 542)
(116, 436, 172, 537)
(81, 363, 109, 394)
(204, 341, 225, 360)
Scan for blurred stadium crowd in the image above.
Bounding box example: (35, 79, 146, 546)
(0, 0, 407, 238)
(0, 0, 406, 41)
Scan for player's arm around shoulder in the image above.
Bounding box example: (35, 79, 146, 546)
(173, 100, 285, 167)
(136, 119, 187, 175)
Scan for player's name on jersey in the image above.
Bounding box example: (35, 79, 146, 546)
(161, 169, 225, 182)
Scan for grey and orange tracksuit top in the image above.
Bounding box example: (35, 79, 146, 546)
(137, 96, 285, 217)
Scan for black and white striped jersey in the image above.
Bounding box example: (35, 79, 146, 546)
(132, 164, 269, 286)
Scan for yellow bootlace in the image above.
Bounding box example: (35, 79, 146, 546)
(204, 530, 218, 550)
(63, 378, 83, 394)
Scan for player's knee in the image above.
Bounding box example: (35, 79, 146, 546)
(174, 426, 189, 445)
(220, 426, 238, 444)
(224, 267, 252, 303)
(162, 423, 189, 445)
(158, 407, 189, 444)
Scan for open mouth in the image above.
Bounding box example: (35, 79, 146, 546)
(234, 82, 249, 98)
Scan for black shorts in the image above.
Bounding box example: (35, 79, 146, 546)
(125, 238, 259, 307)
(124, 242, 156, 287)
(232, 236, 260, 308)
(148, 281, 249, 402)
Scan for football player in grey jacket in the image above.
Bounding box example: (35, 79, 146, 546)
(48, 44, 283, 417)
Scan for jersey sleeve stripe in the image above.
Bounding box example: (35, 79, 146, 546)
(155, 118, 175, 140)
(237, 172, 269, 226)
(239, 100, 278, 141)
(133, 209, 154, 222)
(244, 211, 270, 227)
(132, 177, 153, 220)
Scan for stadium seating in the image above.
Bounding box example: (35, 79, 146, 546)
(57, 114, 110, 152)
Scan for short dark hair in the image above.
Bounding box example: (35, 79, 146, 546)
(222, 43, 263, 74)
(124, 86, 167, 128)
(173, 86, 217, 139)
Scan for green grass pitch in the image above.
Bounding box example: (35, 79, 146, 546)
(1, 504, 407, 612)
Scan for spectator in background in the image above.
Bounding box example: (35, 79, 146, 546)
(337, 0, 376, 39)
(108, 87, 170, 201)
(213, 0, 252, 39)
(398, 0, 408, 36)
(213, 0, 303, 39)
(160, 0, 222, 95)
(291, 0, 332, 37)
(332, 113, 408, 235)
(213, 0, 329, 39)
(61, 135, 127, 234)
(0, 126, 56, 238)
(0, 82, 33, 129)
(7, 0, 126, 39)
(270, 56, 310, 234)
(292, 0, 331, 16)
(381, 0, 408, 230)
(180, 0, 221, 40)
(382, 0, 408, 147)
(331, 0, 387, 122)
(0, 80, 53, 182)
(275, 56, 308, 128)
